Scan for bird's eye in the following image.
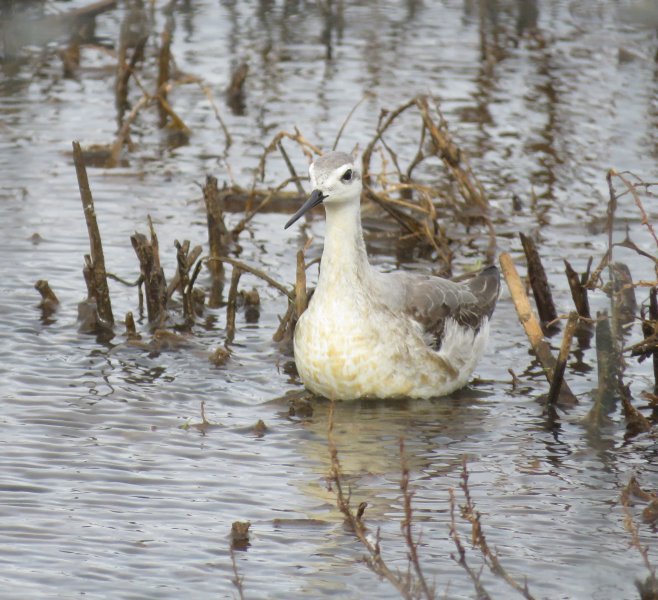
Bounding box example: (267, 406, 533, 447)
(341, 169, 353, 182)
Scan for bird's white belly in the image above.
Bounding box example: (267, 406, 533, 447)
(293, 303, 486, 400)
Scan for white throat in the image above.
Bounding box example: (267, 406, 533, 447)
(317, 198, 371, 293)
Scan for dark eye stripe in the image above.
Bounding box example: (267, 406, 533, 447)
(341, 169, 353, 182)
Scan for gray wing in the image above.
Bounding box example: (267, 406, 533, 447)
(377, 265, 500, 349)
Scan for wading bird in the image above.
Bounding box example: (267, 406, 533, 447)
(285, 151, 499, 400)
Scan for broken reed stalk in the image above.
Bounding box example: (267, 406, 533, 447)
(327, 401, 416, 600)
(295, 250, 307, 319)
(519, 232, 558, 325)
(499, 252, 577, 404)
(225, 268, 242, 345)
(649, 288, 658, 393)
(399, 439, 434, 600)
(272, 300, 296, 343)
(226, 61, 249, 115)
(564, 258, 591, 318)
(610, 262, 637, 328)
(174, 240, 202, 323)
(35, 280, 60, 310)
(72, 140, 114, 327)
(203, 175, 229, 308)
(157, 17, 173, 128)
(585, 313, 621, 430)
(546, 312, 579, 405)
(116, 15, 148, 126)
(125, 311, 139, 339)
(167, 244, 202, 301)
(130, 216, 167, 325)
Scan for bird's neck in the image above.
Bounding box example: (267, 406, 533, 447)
(317, 200, 371, 294)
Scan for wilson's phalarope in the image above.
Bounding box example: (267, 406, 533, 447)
(285, 151, 499, 400)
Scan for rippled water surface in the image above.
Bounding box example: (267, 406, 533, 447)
(2, 1, 658, 598)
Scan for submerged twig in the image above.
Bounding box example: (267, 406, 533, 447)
(327, 401, 416, 600)
(448, 487, 492, 600)
(399, 439, 434, 599)
(458, 460, 536, 600)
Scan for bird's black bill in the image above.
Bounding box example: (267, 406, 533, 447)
(284, 189, 327, 229)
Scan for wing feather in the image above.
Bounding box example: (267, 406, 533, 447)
(375, 266, 500, 349)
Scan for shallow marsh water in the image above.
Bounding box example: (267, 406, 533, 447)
(1, 1, 658, 598)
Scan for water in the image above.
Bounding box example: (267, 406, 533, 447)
(1, 1, 658, 598)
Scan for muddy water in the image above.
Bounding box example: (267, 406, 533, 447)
(1, 1, 658, 598)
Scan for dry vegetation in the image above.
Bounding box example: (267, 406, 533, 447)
(12, 1, 658, 598)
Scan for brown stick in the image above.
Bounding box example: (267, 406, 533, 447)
(564, 259, 591, 318)
(167, 244, 202, 301)
(175, 240, 195, 322)
(272, 301, 296, 344)
(584, 312, 619, 429)
(115, 30, 148, 126)
(157, 18, 173, 128)
(72, 140, 114, 326)
(650, 288, 658, 394)
(546, 312, 579, 405)
(610, 262, 637, 328)
(226, 61, 249, 115)
(499, 252, 577, 404)
(130, 217, 167, 325)
(225, 268, 242, 345)
(519, 232, 557, 324)
(295, 250, 308, 319)
(204, 175, 229, 308)
(35, 280, 60, 308)
(125, 311, 139, 339)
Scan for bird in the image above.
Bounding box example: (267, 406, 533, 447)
(284, 151, 500, 400)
